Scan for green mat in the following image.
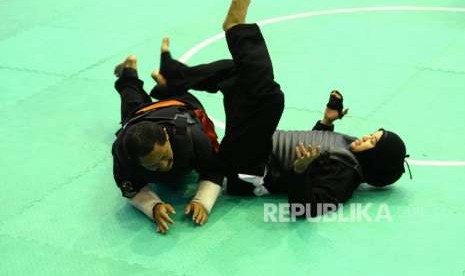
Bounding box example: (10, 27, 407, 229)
(1, 0, 464, 275)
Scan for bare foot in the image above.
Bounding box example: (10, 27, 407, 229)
(114, 55, 137, 77)
(223, 0, 251, 31)
(151, 70, 167, 86)
(161, 37, 170, 53)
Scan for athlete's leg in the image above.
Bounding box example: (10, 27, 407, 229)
(114, 56, 152, 122)
(219, 0, 285, 177)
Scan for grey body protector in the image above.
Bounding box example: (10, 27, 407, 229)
(271, 130, 363, 177)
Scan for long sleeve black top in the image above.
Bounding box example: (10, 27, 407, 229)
(112, 106, 223, 198)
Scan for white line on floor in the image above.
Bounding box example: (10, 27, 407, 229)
(180, 6, 465, 167)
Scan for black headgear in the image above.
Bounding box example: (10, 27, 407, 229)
(354, 129, 407, 187)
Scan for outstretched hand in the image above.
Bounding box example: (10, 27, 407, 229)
(153, 203, 176, 234)
(185, 201, 209, 226)
(324, 106, 349, 123)
(322, 91, 349, 125)
(293, 143, 321, 174)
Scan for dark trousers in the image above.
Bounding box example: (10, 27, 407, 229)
(114, 69, 151, 123)
(218, 24, 285, 176)
(114, 56, 234, 124)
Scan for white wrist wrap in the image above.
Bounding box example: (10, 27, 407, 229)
(192, 180, 222, 213)
(129, 186, 163, 220)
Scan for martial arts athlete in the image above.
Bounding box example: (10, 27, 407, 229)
(217, 2, 407, 213)
(112, 44, 233, 234)
(227, 90, 409, 218)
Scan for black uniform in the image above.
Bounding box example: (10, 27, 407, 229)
(112, 64, 229, 198)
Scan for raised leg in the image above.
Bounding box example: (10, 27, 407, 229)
(218, 0, 285, 177)
(149, 38, 236, 100)
(114, 56, 152, 123)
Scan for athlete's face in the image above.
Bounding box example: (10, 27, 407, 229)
(350, 130, 384, 153)
(139, 134, 174, 172)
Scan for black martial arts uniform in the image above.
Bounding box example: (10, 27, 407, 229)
(112, 65, 229, 198)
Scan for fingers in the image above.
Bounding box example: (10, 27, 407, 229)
(161, 211, 174, 224)
(338, 108, 349, 119)
(156, 202, 210, 234)
(300, 143, 309, 157)
(296, 143, 323, 160)
(202, 213, 208, 225)
(193, 207, 208, 226)
(156, 218, 170, 234)
(295, 144, 302, 159)
(185, 202, 208, 226)
(192, 205, 200, 221)
(165, 204, 176, 215)
(196, 211, 208, 226)
(194, 209, 203, 224)
(156, 214, 173, 234)
(154, 203, 176, 234)
(301, 145, 321, 159)
(184, 203, 192, 215)
(296, 143, 308, 159)
(307, 145, 321, 157)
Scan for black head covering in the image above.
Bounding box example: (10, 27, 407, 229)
(354, 129, 407, 187)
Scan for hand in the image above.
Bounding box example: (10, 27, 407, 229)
(322, 91, 348, 124)
(293, 143, 321, 174)
(323, 107, 348, 124)
(185, 201, 208, 226)
(152, 203, 176, 234)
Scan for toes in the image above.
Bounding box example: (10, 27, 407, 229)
(126, 55, 137, 62)
(124, 55, 137, 68)
(151, 71, 167, 85)
(151, 70, 160, 81)
(161, 37, 170, 52)
(114, 55, 137, 77)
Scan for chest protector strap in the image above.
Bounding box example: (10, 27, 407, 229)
(121, 99, 219, 152)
